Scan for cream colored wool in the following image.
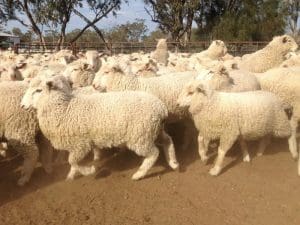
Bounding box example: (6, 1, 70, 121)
(177, 82, 292, 176)
(196, 40, 228, 60)
(151, 39, 169, 66)
(93, 67, 196, 121)
(255, 67, 300, 174)
(64, 62, 96, 88)
(22, 75, 178, 180)
(0, 81, 53, 185)
(199, 65, 261, 92)
(240, 35, 298, 73)
(85, 50, 102, 72)
(280, 53, 300, 67)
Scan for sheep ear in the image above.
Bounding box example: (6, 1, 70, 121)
(16, 62, 27, 69)
(231, 63, 238, 70)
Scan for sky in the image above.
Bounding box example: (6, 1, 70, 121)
(6, 0, 158, 34)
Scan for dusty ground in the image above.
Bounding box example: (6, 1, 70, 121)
(0, 128, 300, 225)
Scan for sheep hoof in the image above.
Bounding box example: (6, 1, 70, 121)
(169, 161, 179, 170)
(0, 150, 6, 157)
(256, 152, 263, 157)
(201, 156, 209, 164)
(243, 155, 251, 162)
(209, 167, 221, 176)
(43, 165, 53, 174)
(17, 176, 29, 186)
(292, 153, 298, 161)
(132, 171, 145, 180)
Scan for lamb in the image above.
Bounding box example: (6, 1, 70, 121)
(150, 39, 169, 66)
(239, 35, 298, 73)
(0, 81, 53, 185)
(254, 67, 300, 173)
(21, 75, 179, 181)
(177, 81, 292, 176)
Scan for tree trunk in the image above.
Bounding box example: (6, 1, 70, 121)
(73, 9, 110, 50)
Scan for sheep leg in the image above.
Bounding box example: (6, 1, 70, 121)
(132, 146, 159, 180)
(181, 122, 193, 151)
(18, 146, 39, 186)
(93, 148, 102, 161)
(198, 135, 209, 164)
(160, 129, 179, 170)
(66, 149, 95, 181)
(239, 138, 250, 162)
(256, 136, 271, 157)
(38, 135, 53, 174)
(209, 137, 236, 176)
(0, 142, 7, 157)
(54, 151, 68, 165)
(288, 118, 298, 160)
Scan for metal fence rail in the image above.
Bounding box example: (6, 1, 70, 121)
(14, 41, 269, 56)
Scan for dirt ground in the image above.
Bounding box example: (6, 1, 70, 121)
(0, 127, 300, 225)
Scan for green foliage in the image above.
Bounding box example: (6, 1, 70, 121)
(195, 0, 287, 41)
(105, 19, 148, 42)
(143, 29, 166, 42)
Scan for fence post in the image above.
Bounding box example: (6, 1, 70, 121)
(13, 44, 19, 54)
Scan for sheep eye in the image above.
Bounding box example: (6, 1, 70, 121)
(188, 91, 193, 95)
(35, 89, 42, 93)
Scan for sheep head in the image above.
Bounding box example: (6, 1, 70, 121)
(269, 35, 298, 53)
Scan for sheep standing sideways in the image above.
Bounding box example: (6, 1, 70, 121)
(177, 81, 292, 176)
(239, 35, 298, 73)
(0, 81, 53, 185)
(92, 66, 197, 150)
(21, 75, 179, 181)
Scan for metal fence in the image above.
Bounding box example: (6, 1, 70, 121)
(14, 41, 269, 56)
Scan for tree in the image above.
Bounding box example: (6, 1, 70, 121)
(192, 0, 287, 41)
(144, 0, 201, 43)
(70, 0, 126, 44)
(39, 0, 81, 49)
(284, 0, 300, 37)
(105, 19, 148, 42)
(143, 29, 166, 42)
(0, 0, 48, 46)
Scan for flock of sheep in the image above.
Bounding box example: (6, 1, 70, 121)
(0, 34, 299, 186)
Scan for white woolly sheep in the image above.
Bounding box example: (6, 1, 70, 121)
(92, 65, 198, 149)
(0, 65, 23, 81)
(0, 81, 53, 185)
(196, 40, 228, 60)
(254, 67, 300, 174)
(63, 62, 96, 88)
(197, 65, 261, 92)
(85, 50, 102, 72)
(151, 39, 169, 66)
(21, 75, 179, 181)
(240, 35, 298, 73)
(177, 81, 292, 176)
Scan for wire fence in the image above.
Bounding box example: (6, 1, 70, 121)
(14, 41, 269, 56)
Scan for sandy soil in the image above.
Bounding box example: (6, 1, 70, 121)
(0, 128, 300, 225)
